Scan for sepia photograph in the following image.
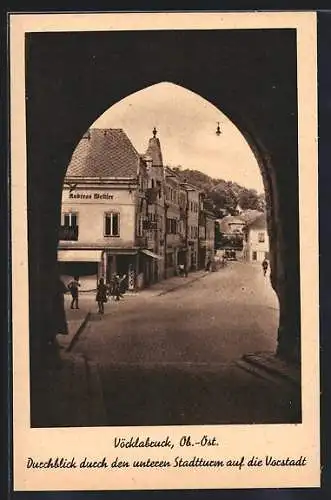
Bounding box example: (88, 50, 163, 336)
(27, 25, 301, 429)
(10, 11, 320, 491)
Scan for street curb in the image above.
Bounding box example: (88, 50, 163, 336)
(156, 272, 210, 296)
(67, 312, 91, 352)
(241, 353, 300, 386)
(235, 359, 293, 388)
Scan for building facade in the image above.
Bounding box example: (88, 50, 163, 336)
(133, 131, 166, 286)
(243, 213, 270, 262)
(163, 166, 183, 278)
(58, 127, 217, 289)
(58, 128, 155, 291)
(186, 184, 200, 271)
(198, 203, 216, 270)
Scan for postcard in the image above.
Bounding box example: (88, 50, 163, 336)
(10, 11, 319, 491)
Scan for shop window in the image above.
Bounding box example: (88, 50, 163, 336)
(104, 212, 120, 237)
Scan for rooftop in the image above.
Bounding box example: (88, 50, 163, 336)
(246, 213, 267, 230)
(66, 128, 141, 178)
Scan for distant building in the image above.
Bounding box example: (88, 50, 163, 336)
(198, 206, 216, 269)
(184, 182, 200, 271)
(215, 215, 245, 257)
(243, 213, 270, 262)
(140, 128, 166, 286)
(163, 166, 184, 278)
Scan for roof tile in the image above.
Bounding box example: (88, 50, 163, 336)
(66, 128, 140, 178)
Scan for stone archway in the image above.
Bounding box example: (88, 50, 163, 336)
(25, 28, 300, 381)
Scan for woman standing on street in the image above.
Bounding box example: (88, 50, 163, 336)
(96, 277, 108, 314)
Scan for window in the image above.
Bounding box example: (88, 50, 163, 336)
(104, 212, 120, 237)
(60, 212, 79, 241)
(252, 251, 257, 261)
(63, 212, 78, 227)
(166, 217, 177, 234)
(258, 232, 265, 243)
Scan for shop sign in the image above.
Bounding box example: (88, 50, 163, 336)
(67, 192, 114, 200)
(62, 188, 118, 202)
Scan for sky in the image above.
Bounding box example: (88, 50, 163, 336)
(92, 82, 264, 193)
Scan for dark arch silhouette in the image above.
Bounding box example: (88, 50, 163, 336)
(25, 29, 300, 402)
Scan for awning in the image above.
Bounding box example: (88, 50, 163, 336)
(140, 249, 163, 260)
(57, 249, 103, 262)
(106, 249, 137, 255)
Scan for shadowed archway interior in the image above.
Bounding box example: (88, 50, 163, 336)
(25, 29, 300, 393)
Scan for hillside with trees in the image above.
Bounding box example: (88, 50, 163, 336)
(171, 166, 265, 217)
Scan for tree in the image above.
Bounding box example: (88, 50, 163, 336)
(168, 166, 265, 214)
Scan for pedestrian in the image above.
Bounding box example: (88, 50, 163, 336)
(178, 264, 185, 277)
(109, 273, 117, 300)
(67, 275, 80, 309)
(262, 258, 269, 276)
(119, 274, 127, 296)
(113, 274, 121, 301)
(96, 277, 108, 314)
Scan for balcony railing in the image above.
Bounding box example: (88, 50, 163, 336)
(59, 225, 79, 241)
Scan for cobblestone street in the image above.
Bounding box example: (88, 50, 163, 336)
(65, 262, 301, 426)
(73, 262, 279, 364)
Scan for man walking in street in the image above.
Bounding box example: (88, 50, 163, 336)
(262, 258, 269, 277)
(112, 274, 121, 301)
(96, 277, 108, 314)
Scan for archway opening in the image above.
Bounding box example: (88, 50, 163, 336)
(58, 82, 281, 389)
